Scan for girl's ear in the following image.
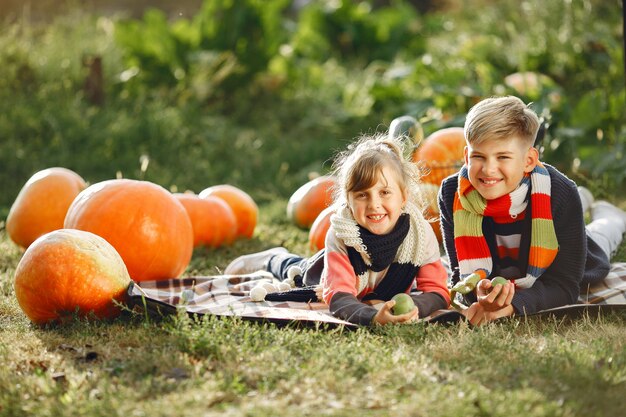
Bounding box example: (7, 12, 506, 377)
(524, 147, 539, 173)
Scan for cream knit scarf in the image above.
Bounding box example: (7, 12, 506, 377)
(330, 202, 428, 299)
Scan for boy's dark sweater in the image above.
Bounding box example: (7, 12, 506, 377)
(439, 164, 610, 315)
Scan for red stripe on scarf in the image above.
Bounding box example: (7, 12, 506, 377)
(492, 210, 526, 224)
(531, 193, 552, 219)
(498, 246, 519, 260)
(485, 194, 512, 216)
(454, 236, 491, 259)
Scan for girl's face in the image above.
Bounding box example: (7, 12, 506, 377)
(464, 137, 538, 200)
(347, 165, 407, 235)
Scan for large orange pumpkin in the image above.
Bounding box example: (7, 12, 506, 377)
(199, 185, 258, 239)
(412, 127, 465, 186)
(174, 193, 237, 248)
(14, 229, 131, 325)
(6, 167, 86, 249)
(64, 179, 193, 282)
(308, 206, 335, 252)
(417, 183, 442, 243)
(287, 175, 336, 229)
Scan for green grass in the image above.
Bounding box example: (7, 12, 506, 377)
(1, 200, 626, 417)
(1, 1, 625, 414)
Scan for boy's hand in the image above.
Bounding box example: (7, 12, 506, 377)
(373, 300, 419, 325)
(463, 302, 514, 326)
(476, 278, 515, 312)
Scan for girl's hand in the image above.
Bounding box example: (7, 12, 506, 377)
(372, 300, 419, 325)
(476, 279, 515, 312)
(463, 302, 514, 326)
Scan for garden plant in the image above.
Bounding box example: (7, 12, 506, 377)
(1, 1, 625, 416)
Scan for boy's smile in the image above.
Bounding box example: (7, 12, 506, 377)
(464, 137, 538, 200)
(348, 166, 407, 235)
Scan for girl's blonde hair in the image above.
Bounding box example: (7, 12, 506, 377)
(464, 96, 540, 147)
(330, 133, 424, 209)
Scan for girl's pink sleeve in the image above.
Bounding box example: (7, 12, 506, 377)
(321, 228, 359, 304)
(413, 217, 450, 303)
(322, 251, 358, 303)
(415, 259, 450, 304)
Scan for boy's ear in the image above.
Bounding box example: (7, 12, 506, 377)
(463, 146, 469, 165)
(524, 147, 539, 173)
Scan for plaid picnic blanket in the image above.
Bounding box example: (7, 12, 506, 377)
(128, 261, 626, 327)
(128, 271, 358, 328)
(579, 262, 626, 304)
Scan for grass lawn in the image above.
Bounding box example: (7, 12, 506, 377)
(1, 199, 625, 417)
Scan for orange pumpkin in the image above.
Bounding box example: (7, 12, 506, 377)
(64, 179, 193, 282)
(308, 206, 335, 252)
(417, 183, 442, 243)
(199, 185, 258, 239)
(412, 127, 465, 186)
(287, 176, 336, 229)
(174, 193, 237, 248)
(14, 229, 131, 325)
(6, 167, 86, 249)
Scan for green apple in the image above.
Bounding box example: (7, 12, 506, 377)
(490, 276, 508, 287)
(391, 293, 416, 315)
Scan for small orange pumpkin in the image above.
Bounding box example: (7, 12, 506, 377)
(174, 193, 237, 248)
(308, 206, 335, 252)
(6, 167, 86, 249)
(14, 229, 131, 325)
(412, 127, 465, 186)
(199, 185, 258, 239)
(287, 176, 336, 229)
(64, 179, 193, 282)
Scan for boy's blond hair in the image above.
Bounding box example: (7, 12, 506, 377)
(464, 96, 540, 147)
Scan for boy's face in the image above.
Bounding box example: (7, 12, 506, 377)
(347, 165, 407, 235)
(464, 137, 539, 200)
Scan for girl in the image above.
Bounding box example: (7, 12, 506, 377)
(225, 134, 450, 325)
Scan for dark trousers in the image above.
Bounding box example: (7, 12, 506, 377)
(266, 250, 325, 286)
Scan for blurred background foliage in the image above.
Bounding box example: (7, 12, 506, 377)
(0, 0, 624, 215)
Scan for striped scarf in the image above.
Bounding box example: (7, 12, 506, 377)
(453, 162, 558, 289)
(331, 202, 428, 300)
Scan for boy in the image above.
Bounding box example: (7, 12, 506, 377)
(439, 96, 626, 325)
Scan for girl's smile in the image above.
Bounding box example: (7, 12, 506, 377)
(347, 165, 407, 235)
